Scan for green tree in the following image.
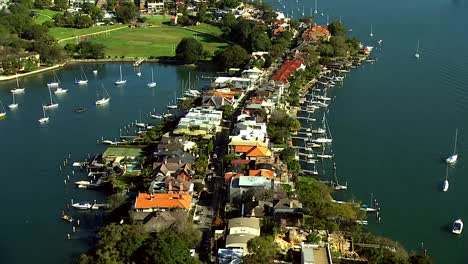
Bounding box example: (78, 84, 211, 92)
(222, 104, 235, 118)
(409, 255, 433, 264)
(134, 229, 200, 264)
(327, 20, 347, 36)
(34, 0, 52, 9)
(330, 36, 348, 57)
(176, 38, 204, 64)
(219, 0, 240, 9)
(249, 30, 271, 52)
(317, 43, 334, 57)
(223, 153, 239, 165)
(192, 154, 208, 178)
(64, 43, 77, 56)
(213, 44, 250, 69)
(115, 2, 139, 23)
(20, 24, 49, 40)
(76, 41, 105, 59)
(196, 4, 209, 23)
(74, 15, 94, 28)
(244, 236, 278, 264)
(54, 0, 68, 10)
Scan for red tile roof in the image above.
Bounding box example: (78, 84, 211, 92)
(248, 169, 275, 178)
(271, 60, 305, 84)
(134, 192, 192, 210)
(302, 25, 331, 42)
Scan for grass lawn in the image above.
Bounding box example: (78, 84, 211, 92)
(84, 26, 228, 58)
(186, 23, 224, 37)
(141, 15, 172, 25)
(32, 8, 61, 24)
(51, 24, 125, 41)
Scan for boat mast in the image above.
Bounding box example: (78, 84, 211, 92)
(120, 66, 123, 81)
(453, 129, 458, 155)
(43, 105, 47, 118)
(16, 77, 19, 88)
(49, 87, 53, 104)
(151, 68, 154, 82)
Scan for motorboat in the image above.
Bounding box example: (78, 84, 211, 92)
(72, 202, 92, 210)
(167, 104, 178, 109)
(75, 180, 91, 185)
(446, 129, 458, 165)
(135, 122, 147, 128)
(317, 154, 333, 159)
(313, 138, 332, 144)
(102, 140, 117, 145)
(150, 114, 162, 119)
(61, 214, 74, 222)
(443, 180, 449, 192)
(360, 205, 377, 212)
(0, 101, 6, 118)
(415, 40, 420, 59)
(452, 219, 463, 235)
(74, 107, 86, 113)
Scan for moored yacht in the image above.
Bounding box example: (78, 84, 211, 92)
(446, 129, 458, 165)
(72, 202, 92, 209)
(452, 219, 463, 235)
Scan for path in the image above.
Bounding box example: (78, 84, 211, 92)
(57, 26, 128, 43)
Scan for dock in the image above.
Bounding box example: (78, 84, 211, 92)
(133, 58, 145, 67)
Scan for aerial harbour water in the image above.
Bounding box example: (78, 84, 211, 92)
(0, 63, 213, 264)
(270, 0, 468, 262)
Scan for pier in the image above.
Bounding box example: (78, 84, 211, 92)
(133, 58, 145, 67)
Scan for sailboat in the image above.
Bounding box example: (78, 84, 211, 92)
(75, 67, 88, 84)
(11, 77, 25, 93)
(369, 24, 374, 37)
(147, 68, 157, 87)
(47, 71, 60, 87)
(135, 111, 147, 128)
(38, 105, 49, 123)
(96, 86, 110, 105)
(0, 100, 6, 118)
(54, 87, 68, 94)
(452, 219, 463, 235)
(115, 66, 127, 85)
(415, 40, 420, 59)
(443, 165, 449, 192)
(136, 67, 142, 77)
(446, 129, 458, 165)
(44, 87, 59, 109)
(8, 93, 18, 109)
(167, 92, 177, 109)
(92, 70, 98, 75)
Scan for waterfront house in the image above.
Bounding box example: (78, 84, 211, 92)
(225, 217, 261, 255)
(175, 106, 223, 136)
(233, 145, 272, 160)
(133, 192, 192, 212)
(229, 175, 274, 201)
(241, 67, 263, 82)
(149, 162, 194, 193)
(272, 198, 304, 227)
(214, 77, 253, 90)
(302, 25, 331, 43)
(202, 95, 233, 109)
(272, 60, 306, 84)
(301, 243, 333, 264)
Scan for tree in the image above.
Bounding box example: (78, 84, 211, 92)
(229, 18, 254, 48)
(64, 43, 77, 56)
(20, 24, 49, 40)
(244, 236, 278, 264)
(223, 153, 239, 165)
(327, 20, 347, 36)
(34, 0, 52, 9)
(196, 4, 209, 23)
(53, 0, 68, 10)
(176, 38, 204, 64)
(249, 30, 271, 52)
(219, 0, 240, 9)
(134, 229, 200, 264)
(409, 255, 433, 264)
(317, 43, 334, 57)
(213, 44, 250, 69)
(76, 41, 105, 59)
(74, 15, 93, 28)
(192, 153, 208, 178)
(115, 2, 139, 23)
(222, 104, 235, 118)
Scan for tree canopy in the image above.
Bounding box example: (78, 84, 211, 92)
(176, 38, 205, 64)
(115, 1, 139, 23)
(244, 236, 278, 264)
(327, 20, 347, 36)
(213, 44, 250, 69)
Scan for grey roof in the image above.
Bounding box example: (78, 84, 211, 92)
(228, 217, 260, 230)
(226, 234, 257, 246)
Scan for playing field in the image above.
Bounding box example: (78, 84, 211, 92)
(85, 26, 228, 58)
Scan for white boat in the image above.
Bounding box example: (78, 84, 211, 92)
(167, 92, 178, 109)
(443, 165, 449, 192)
(150, 114, 162, 119)
(334, 183, 348, 190)
(11, 77, 25, 93)
(147, 68, 157, 87)
(314, 0, 318, 14)
(313, 138, 332, 144)
(135, 123, 146, 128)
(355, 220, 368, 225)
(312, 128, 327, 134)
(72, 202, 92, 210)
(92, 70, 98, 75)
(96, 87, 110, 105)
(47, 71, 60, 87)
(102, 140, 117, 145)
(75, 180, 91, 185)
(75, 67, 88, 84)
(44, 87, 59, 109)
(184, 89, 201, 97)
(446, 129, 458, 165)
(369, 24, 374, 37)
(163, 113, 173, 118)
(38, 105, 49, 123)
(415, 40, 420, 59)
(54, 87, 68, 94)
(317, 154, 333, 159)
(0, 101, 6, 118)
(377, 39, 383, 45)
(452, 219, 463, 235)
(316, 96, 332, 101)
(8, 93, 18, 109)
(115, 65, 127, 85)
(360, 205, 377, 212)
(136, 71, 142, 77)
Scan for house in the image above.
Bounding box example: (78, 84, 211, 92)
(241, 67, 263, 81)
(302, 25, 331, 43)
(273, 198, 304, 227)
(302, 243, 333, 264)
(217, 248, 243, 264)
(102, 146, 143, 172)
(229, 175, 274, 201)
(132, 211, 187, 232)
(147, 1, 165, 13)
(214, 77, 252, 90)
(202, 95, 233, 109)
(149, 162, 194, 193)
(271, 60, 306, 84)
(225, 217, 261, 255)
(174, 106, 223, 137)
(234, 145, 272, 160)
(133, 192, 192, 212)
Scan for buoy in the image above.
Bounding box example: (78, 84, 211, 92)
(64, 180, 67, 184)
(72, 226, 76, 233)
(77, 219, 80, 226)
(72, 171, 75, 175)
(67, 234, 71, 239)
(67, 175, 70, 180)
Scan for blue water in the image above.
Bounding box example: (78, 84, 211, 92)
(271, 0, 468, 262)
(0, 63, 213, 263)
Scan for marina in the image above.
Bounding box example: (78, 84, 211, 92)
(0, 63, 212, 263)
